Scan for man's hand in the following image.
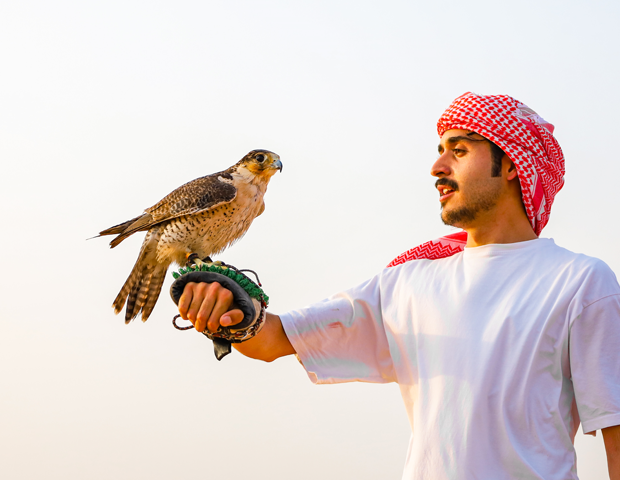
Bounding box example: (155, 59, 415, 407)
(177, 281, 296, 362)
(178, 281, 244, 333)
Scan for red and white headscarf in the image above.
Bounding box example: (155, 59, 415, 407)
(388, 92, 565, 268)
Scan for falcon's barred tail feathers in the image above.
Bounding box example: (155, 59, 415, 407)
(98, 215, 143, 237)
(99, 213, 153, 248)
(99, 149, 282, 324)
(113, 226, 169, 323)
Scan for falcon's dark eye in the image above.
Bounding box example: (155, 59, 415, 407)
(255, 154, 265, 163)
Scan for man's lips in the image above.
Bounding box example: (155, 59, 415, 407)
(439, 189, 455, 202)
(435, 180, 458, 203)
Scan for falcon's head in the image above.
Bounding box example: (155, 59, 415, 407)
(238, 149, 283, 181)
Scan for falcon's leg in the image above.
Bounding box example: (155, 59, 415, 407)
(186, 253, 212, 268)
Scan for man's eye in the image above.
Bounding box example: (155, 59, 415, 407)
(453, 149, 465, 156)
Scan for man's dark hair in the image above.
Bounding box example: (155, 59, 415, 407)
(490, 142, 505, 177)
(463, 131, 505, 177)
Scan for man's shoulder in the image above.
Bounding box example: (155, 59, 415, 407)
(544, 240, 620, 298)
(545, 239, 613, 273)
(379, 250, 463, 287)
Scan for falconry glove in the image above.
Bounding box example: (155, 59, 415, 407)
(169, 257, 268, 361)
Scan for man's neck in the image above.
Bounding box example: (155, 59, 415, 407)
(463, 205, 538, 248)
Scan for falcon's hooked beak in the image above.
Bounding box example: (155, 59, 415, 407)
(273, 158, 283, 173)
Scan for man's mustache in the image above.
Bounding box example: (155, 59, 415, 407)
(435, 178, 459, 191)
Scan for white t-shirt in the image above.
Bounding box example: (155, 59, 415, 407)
(280, 238, 620, 480)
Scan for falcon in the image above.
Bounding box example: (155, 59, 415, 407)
(98, 149, 282, 323)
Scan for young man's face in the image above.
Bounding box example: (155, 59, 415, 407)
(431, 129, 505, 228)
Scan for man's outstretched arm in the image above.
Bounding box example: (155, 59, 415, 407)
(604, 425, 620, 480)
(177, 281, 296, 362)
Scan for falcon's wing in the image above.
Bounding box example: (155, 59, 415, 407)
(146, 172, 237, 222)
(103, 172, 237, 248)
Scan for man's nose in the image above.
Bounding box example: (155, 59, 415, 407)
(431, 154, 451, 177)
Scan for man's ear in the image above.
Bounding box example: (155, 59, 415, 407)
(505, 157, 518, 181)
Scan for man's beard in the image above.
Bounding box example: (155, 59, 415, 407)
(439, 180, 501, 227)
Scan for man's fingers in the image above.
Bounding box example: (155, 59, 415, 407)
(192, 283, 221, 332)
(178, 282, 197, 320)
(176, 281, 243, 333)
(221, 309, 245, 327)
(205, 287, 234, 332)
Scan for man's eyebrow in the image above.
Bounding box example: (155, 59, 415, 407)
(438, 135, 486, 152)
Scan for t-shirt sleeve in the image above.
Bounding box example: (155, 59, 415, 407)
(570, 292, 620, 433)
(280, 274, 396, 385)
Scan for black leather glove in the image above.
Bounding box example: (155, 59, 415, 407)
(170, 260, 268, 360)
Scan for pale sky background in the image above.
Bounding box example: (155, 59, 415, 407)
(1, 1, 619, 479)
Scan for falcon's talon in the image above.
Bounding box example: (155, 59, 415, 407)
(186, 253, 198, 266)
(187, 253, 206, 268)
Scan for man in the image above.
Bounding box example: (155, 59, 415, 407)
(177, 93, 620, 479)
